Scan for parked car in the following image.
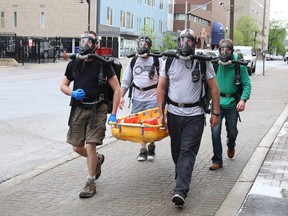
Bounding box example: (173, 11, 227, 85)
(284, 53, 288, 64)
(40, 40, 64, 59)
(233, 46, 257, 75)
(195, 49, 219, 58)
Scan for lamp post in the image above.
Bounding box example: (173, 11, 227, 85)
(254, 31, 258, 52)
(80, 0, 91, 31)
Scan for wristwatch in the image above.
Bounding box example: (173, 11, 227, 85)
(243, 99, 247, 102)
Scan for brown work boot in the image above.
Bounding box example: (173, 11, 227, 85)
(209, 163, 223, 171)
(227, 147, 235, 158)
(79, 182, 96, 198)
(95, 154, 105, 180)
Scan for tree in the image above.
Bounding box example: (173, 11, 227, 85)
(268, 19, 287, 56)
(160, 33, 176, 52)
(234, 16, 260, 47)
(140, 24, 157, 52)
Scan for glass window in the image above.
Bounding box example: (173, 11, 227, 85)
(159, 0, 164, 10)
(13, 12, 17, 28)
(120, 10, 125, 28)
(1, 12, 4, 28)
(107, 7, 113, 26)
(40, 12, 45, 29)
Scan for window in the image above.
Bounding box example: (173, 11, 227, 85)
(126, 12, 133, 29)
(120, 10, 125, 28)
(159, 20, 163, 33)
(159, 0, 164, 10)
(145, 0, 155, 7)
(1, 12, 4, 28)
(107, 7, 113, 26)
(13, 12, 17, 28)
(40, 12, 45, 29)
(174, 13, 186, 21)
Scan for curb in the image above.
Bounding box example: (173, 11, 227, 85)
(215, 103, 288, 216)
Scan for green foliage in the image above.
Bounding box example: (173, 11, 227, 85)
(234, 16, 260, 47)
(160, 33, 176, 52)
(140, 24, 157, 52)
(268, 19, 287, 55)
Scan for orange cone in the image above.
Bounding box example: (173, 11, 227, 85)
(63, 50, 67, 60)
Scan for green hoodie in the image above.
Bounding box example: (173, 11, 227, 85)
(216, 54, 252, 109)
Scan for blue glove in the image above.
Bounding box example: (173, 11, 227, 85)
(107, 114, 117, 124)
(71, 89, 86, 101)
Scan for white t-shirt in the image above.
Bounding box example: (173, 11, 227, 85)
(160, 58, 215, 116)
(122, 56, 164, 101)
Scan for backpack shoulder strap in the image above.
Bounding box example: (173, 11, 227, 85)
(234, 63, 241, 85)
(165, 56, 174, 77)
(153, 56, 160, 75)
(130, 56, 138, 71)
(199, 60, 206, 79)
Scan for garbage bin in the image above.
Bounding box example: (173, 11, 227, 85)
(96, 47, 112, 56)
(75, 46, 79, 53)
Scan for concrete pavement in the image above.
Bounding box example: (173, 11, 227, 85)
(0, 59, 288, 215)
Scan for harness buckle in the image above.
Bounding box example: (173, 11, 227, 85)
(178, 103, 185, 108)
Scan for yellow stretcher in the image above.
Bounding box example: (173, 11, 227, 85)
(110, 107, 169, 144)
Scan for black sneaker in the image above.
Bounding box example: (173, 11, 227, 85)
(147, 142, 156, 161)
(95, 154, 105, 180)
(172, 194, 185, 206)
(137, 148, 148, 161)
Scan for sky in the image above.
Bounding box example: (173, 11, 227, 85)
(269, 0, 288, 21)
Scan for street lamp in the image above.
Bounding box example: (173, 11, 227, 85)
(80, 0, 91, 31)
(254, 31, 259, 52)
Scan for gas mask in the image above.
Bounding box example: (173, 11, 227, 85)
(177, 29, 197, 56)
(137, 37, 152, 55)
(219, 44, 233, 62)
(79, 32, 97, 55)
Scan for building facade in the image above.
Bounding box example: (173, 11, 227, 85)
(0, 0, 173, 57)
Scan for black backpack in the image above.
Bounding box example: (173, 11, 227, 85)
(70, 57, 122, 114)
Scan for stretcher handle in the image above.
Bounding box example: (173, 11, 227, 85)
(163, 51, 215, 61)
(211, 59, 248, 66)
(69, 53, 114, 63)
(127, 52, 163, 58)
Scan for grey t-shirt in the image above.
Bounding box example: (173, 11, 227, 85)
(160, 58, 215, 116)
(122, 56, 164, 101)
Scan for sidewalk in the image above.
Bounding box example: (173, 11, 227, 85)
(0, 63, 288, 215)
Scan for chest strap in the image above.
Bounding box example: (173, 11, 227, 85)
(220, 92, 237, 98)
(167, 97, 201, 108)
(132, 83, 158, 92)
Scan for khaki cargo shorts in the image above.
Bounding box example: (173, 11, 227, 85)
(67, 103, 108, 146)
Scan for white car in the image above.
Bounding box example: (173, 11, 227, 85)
(234, 46, 257, 75)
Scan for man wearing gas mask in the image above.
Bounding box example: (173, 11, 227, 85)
(119, 36, 164, 162)
(209, 39, 251, 171)
(60, 31, 121, 198)
(157, 29, 220, 206)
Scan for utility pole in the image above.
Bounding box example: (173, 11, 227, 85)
(261, 0, 267, 76)
(229, 0, 234, 40)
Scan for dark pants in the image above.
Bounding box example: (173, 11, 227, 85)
(211, 107, 239, 164)
(168, 112, 205, 199)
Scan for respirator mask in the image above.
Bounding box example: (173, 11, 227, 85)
(137, 37, 152, 55)
(177, 29, 197, 57)
(219, 43, 233, 63)
(79, 32, 97, 55)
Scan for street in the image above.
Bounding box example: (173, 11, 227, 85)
(0, 58, 286, 184)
